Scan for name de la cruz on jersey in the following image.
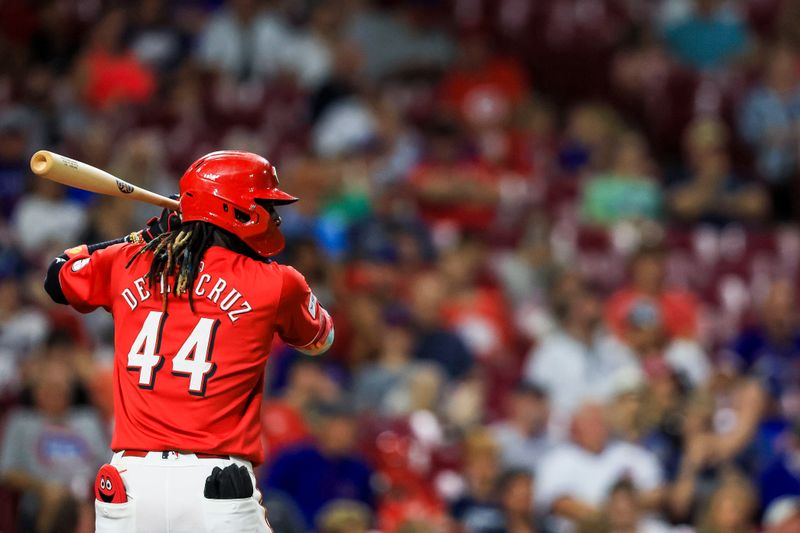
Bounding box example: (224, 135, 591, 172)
(120, 262, 253, 322)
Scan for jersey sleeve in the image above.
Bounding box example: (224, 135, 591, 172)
(58, 243, 120, 313)
(275, 266, 334, 356)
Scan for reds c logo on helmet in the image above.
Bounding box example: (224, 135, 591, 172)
(178, 151, 298, 257)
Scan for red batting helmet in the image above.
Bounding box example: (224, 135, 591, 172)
(178, 150, 298, 257)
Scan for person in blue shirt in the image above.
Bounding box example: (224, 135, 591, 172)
(730, 280, 800, 409)
(263, 399, 374, 528)
(759, 424, 800, 512)
(664, 0, 750, 71)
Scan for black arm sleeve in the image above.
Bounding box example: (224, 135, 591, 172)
(43, 236, 130, 305)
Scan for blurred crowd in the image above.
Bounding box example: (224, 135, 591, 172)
(2, 0, 800, 532)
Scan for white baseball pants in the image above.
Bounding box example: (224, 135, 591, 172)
(95, 451, 272, 533)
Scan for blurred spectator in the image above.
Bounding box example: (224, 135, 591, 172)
(740, 44, 800, 221)
(261, 358, 338, 462)
(450, 429, 504, 531)
(263, 399, 374, 528)
(759, 423, 800, 511)
(439, 31, 530, 129)
(669, 118, 769, 225)
(197, 0, 289, 81)
(128, 0, 190, 72)
(537, 403, 664, 532)
(349, 186, 434, 266)
(524, 280, 626, 432)
(12, 180, 87, 257)
(438, 239, 515, 367)
(607, 299, 711, 387)
(558, 104, 622, 176)
(580, 131, 663, 227)
(0, 357, 107, 532)
(697, 471, 758, 533)
(490, 381, 553, 475)
(0, 108, 34, 218)
(316, 499, 372, 533)
(410, 272, 474, 380)
(0, 276, 49, 395)
(409, 119, 500, 236)
(344, 2, 454, 80)
(312, 98, 377, 158)
(729, 280, 800, 416)
(663, 0, 750, 71)
(591, 478, 679, 533)
(606, 245, 700, 340)
(27, 1, 81, 74)
(639, 365, 690, 481)
(278, 2, 342, 90)
(495, 469, 544, 533)
(353, 316, 443, 417)
(763, 496, 800, 533)
(76, 9, 156, 109)
(669, 378, 765, 522)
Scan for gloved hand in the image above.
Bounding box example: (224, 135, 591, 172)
(204, 464, 254, 499)
(140, 195, 181, 243)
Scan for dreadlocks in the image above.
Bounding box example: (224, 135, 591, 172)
(125, 221, 217, 313)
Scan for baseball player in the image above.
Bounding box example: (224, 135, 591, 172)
(44, 151, 334, 532)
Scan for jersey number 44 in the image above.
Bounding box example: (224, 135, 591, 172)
(127, 311, 219, 397)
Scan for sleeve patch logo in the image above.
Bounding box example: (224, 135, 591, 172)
(71, 258, 90, 272)
(307, 293, 318, 319)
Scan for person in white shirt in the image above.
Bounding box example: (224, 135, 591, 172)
(523, 287, 630, 436)
(537, 403, 665, 532)
(12, 180, 87, 257)
(196, 0, 289, 80)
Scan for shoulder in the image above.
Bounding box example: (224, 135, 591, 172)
(538, 332, 579, 356)
(608, 441, 658, 465)
(2, 408, 39, 431)
(274, 264, 310, 297)
(541, 443, 581, 465)
(69, 407, 104, 428)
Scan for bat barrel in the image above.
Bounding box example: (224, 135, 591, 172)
(30, 150, 54, 175)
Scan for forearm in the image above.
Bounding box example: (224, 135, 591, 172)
(668, 467, 697, 520)
(639, 487, 666, 511)
(551, 496, 598, 521)
(291, 307, 334, 356)
(1, 470, 47, 494)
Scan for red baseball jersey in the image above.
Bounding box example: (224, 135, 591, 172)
(59, 242, 332, 465)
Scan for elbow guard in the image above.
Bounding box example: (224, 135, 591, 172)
(293, 308, 334, 356)
(44, 255, 69, 305)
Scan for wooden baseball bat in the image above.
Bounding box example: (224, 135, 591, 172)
(30, 150, 180, 211)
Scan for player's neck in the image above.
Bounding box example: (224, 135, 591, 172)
(209, 230, 271, 263)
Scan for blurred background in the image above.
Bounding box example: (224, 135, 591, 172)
(2, 0, 800, 532)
